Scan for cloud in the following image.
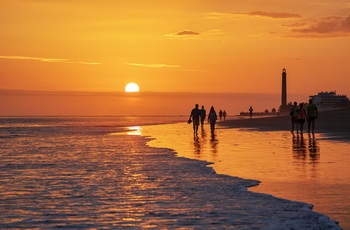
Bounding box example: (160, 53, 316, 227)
(283, 21, 308, 27)
(165, 30, 200, 38)
(206, 11, 350, 38)
(124, 63, 180, 68)
(176, 30, 200, 36)
(289, 14, 350, 38)
(206, 12, 237, 19)
(0, 55, 101, 65)
(246, 11, 302, 19)
(205, 29, 225, 35)
(165, 29, 226, 39)
(125, 63, 206, 72)
(207, 11, 302, 20)
(182, 69, 206, 72)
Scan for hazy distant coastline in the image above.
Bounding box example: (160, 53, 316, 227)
(220, 108, 350, 141)
(0, 89, 309, 117)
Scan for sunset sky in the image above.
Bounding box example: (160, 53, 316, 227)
(1, 0, 350, 115)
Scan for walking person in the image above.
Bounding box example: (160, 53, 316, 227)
(249, 106, 253, 119)
(189, 104, 201, 135)
(290, 101, 299, 136)
(297, 103, 308, 137)
(306, 99, 318, 136)
(219, 110, 223, 120)
(208, 106, 218, 135)
(223, 110, 227, 121)
(200, 105, 206, 128)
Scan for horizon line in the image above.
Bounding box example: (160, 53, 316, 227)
(0, 88, 308, 95)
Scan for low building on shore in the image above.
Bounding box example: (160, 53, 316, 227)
(310, 91, 350, 111)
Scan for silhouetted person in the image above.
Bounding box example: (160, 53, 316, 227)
(219, 110, 223, 120)
(189, 104, 201, 135)
(290, 101, 299, 136)
(297, 103, 308, 137)
(208, 106, 218, 135)
(200, 105, 206, 128)
(249, 106, 253, 119)
(223, 110, 227, 120)
(306, 99, 318, 136)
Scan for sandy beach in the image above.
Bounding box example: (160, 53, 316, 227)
(142, 138, 340, 229)
(219, 109, 350, 140)
(220, 107, 350, 140)
(143, 109, 350, 229)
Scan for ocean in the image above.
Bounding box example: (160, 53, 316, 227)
(0, 116, 347, 229)
(0, 116, 184, 228)
(0, 90, 309, 116)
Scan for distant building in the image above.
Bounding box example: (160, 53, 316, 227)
(310, 91, 350, 111)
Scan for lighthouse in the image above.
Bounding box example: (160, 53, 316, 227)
(281, 68, 287, 107)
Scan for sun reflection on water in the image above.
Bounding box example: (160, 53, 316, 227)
(110, 126, 142, 136)
(127, 126, 142, 135)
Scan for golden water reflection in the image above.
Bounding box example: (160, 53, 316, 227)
(110, 126, 143, 136)
(127, 126, 142, 135)
(144, 122, 350, 229)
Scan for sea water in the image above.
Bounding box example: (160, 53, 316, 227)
(0, 116, 346, 228)
(0, 116, 185, 228)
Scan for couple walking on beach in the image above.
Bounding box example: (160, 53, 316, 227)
(290, 99, 318, 137)
(218, 109, 227, 121)
(189, 104, 217, 135)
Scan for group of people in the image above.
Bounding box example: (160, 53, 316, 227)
(218, 110, 227, 121)
(189, 104, 219, 135)
(189, 100, 318, 137)
(290, 99, 318, 137)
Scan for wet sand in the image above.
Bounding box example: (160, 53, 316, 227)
(219, 107, 350, 140)
(143, 109, 350, 229)
(143, 126, 344, 229)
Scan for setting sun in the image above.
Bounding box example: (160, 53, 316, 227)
(125, 83, 140, 93)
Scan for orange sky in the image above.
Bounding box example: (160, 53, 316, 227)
(1, 1, 350, 115)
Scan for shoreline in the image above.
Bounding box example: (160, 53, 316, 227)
(1, 116, 344, 229)
(219, 107, 350, 141)
(143, 123, 343, 229)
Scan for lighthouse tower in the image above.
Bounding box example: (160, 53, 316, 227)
(281, 68, 287, 107)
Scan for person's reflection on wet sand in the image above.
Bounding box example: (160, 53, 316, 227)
(292, 136, 320, 162)
(292, 136, 307, 160)
(308, 137, 320, 161)
(210, 133, 219, 154)
(201, 124, 207, 138)
(193, 135, 203, 155)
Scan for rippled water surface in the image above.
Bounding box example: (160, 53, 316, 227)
(1, 117, 348, 229)
(0, 117, 186, 228)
